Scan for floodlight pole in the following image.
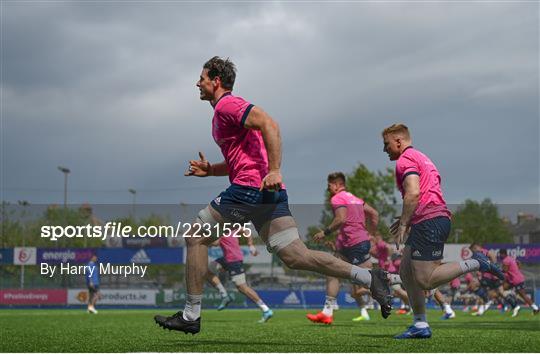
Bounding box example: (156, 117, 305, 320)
(18, 200, 29, 289)
(454, 228, 463, 243)
(129, 189, 137, 217)
(57, 166, 70, 208)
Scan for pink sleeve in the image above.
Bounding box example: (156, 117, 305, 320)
(219, 99, 253, 126)
(502, 257, 510, 267)
(396, 154, 419, 182)
(330, 194, 346, 212)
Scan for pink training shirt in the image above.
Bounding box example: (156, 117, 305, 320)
(330, 190, 370, 249)
(502, 255, 525, 285)
(219, 230, 244, 263)
(212, 93, 269, 188)
(395, 147, 451, 225)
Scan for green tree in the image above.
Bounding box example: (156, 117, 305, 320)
(450, 199, 512, 244)
(35, 205, 104, 248)
(346, 164, 397, 228)
(0, 202, 25, 248)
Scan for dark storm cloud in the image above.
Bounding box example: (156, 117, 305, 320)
(2, 2, 538, 210)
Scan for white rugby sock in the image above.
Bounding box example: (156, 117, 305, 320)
(350, 266, 371, 286)
(443, 303, 453, 314)
(322, 296, 336, 316)
(414, 313, 429, 328)
(256, 300, 270, 312)
(216, 283, 228, 298)
(478, 305, 485, 314)
(183, 294, 202, 321)
(360, 307, 369, 318)
(414, 321, 429, 328)
(413, 313, 429, 328)
(459, 259, 480, 273)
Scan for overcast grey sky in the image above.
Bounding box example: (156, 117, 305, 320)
(1, 1, 539, 211)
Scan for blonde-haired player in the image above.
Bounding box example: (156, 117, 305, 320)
(382, 124, 503, 339)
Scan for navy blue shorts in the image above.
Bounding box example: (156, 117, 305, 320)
(481, 278, 502, 290)
(210, 184, 292, 233)
(216, 257, 245, 277)
(338, 240, 372, 265)
(406, 216, 451, 261)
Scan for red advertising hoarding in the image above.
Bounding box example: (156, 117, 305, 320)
(0, 289, 67, 305)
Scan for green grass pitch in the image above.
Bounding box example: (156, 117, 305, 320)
(1, 308, 539, 352)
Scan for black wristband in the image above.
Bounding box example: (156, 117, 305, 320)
(323, 227, 332, 236)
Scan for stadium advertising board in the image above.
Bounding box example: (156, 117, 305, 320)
(97, 248, 183, 264)
(156, 289, 245, 308)
(13, 247, 37, 265)
(37, 248, 95, 264)
(254, 290, 352, 308)
(122, 236, 168, 248)
(67, 289, 158, 305)
(157, 289, 369, 308)
(156, 289, 380, 309)
(0, 248, 13, 264)
(0, 289, 67, 305)
(440, 244, 540, 264)
(484, 244, 540, 263)
(261, 290, 304, 307)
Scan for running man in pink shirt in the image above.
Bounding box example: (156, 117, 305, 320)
(382, 124, 503, 339)
(307, 172, 381, 324)
(499, 248, 539, 316)
(155, 57, 394, 334)
(206, 227, 273, 322)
